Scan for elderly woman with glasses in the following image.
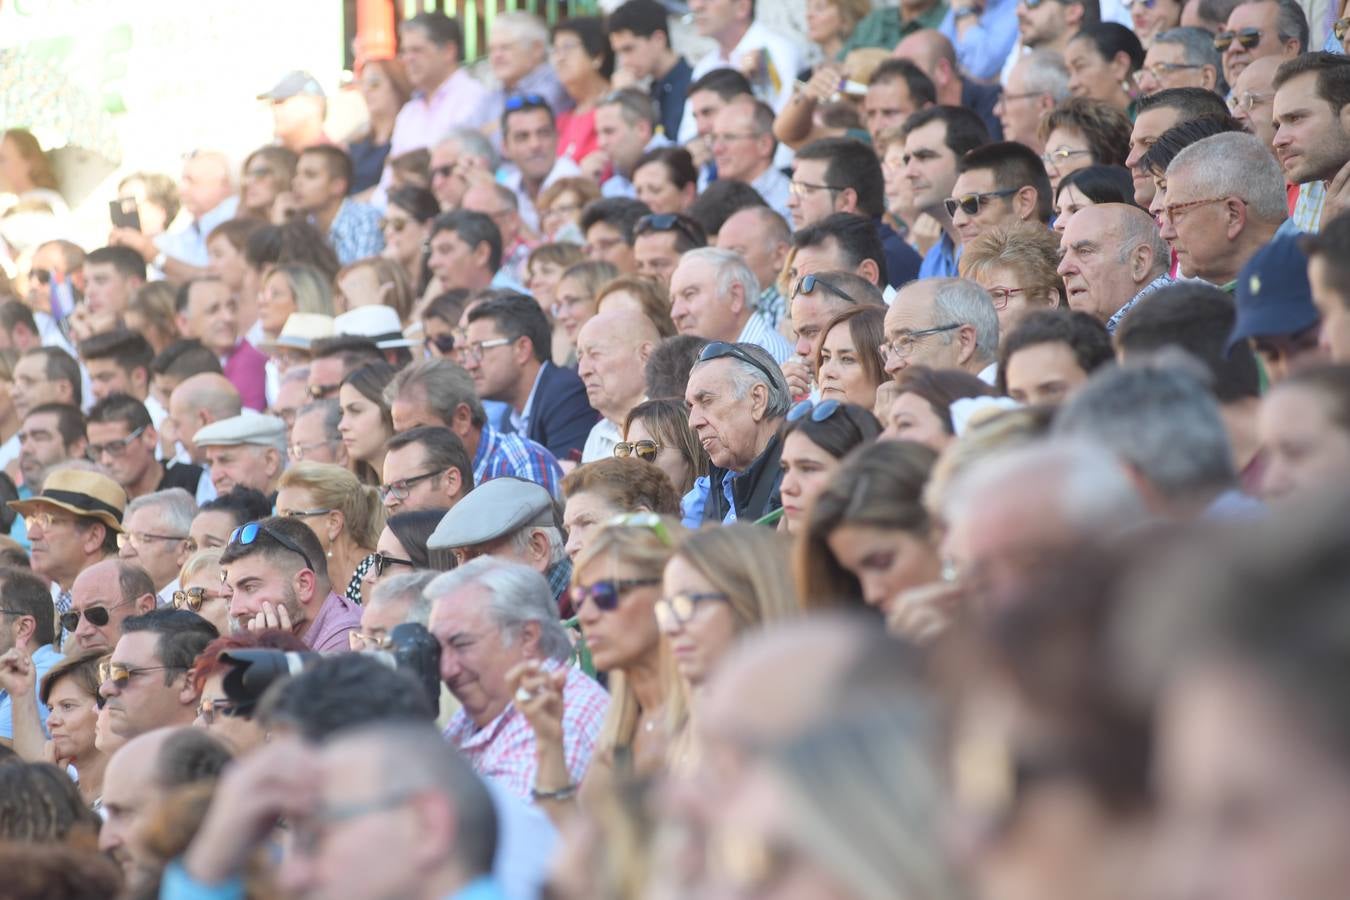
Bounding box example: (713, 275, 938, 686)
(959, 221, 1065, 336)
(1037, 98, 1132, 192)
(189, 629, 309, 755)
(173, 549, 231, 634)
(778, 399, 882, 534)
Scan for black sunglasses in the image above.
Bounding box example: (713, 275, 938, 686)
(1214, 27, 1263, 51)
(614, 439, 661, 462)
(425, 333, 456, 355)
(944, 189, 1018, 218)
(697, 341, 781, 386)
(570, 578, 662, 612)
(371, 551, 415, 577)
(59, 598, 133, 634)
(793, 274, 854, 305)
(228, 522, 317, 574)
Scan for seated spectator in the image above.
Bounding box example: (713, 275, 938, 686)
(361, 510, 448, 598)
(632, 147, 698, 215)
(594, 276, 678, 337)
(1124, 87, 1230, 207)
(1052, 164, 1137, 233)
(997, 50, 1072, 154)
(899, 106, 990, 279)
(1256, 364, 1350, 504)
(118, 489, 196, 604)
(576, 309, 661, 463)
(193, 413, 287, 497)
(959, 222, 1064, 338)
(595, 88, 668, 200)
(382, 185, 441, 295)
(881, 365, 995, 450)
(428, 557, 608, 801)
(426, 210, 505, 293)
(381, 426, 472, 514)
(16, 402, 87, 497)
(997, 309, 1114, 406)
(0, 761, 102, 846)
(1228, 234, 1324, 382)
(882, 278, 1000, 383)
(78, 328, 158, 414)
(778, 401, 882, 534)
(88, 394, 207, 500)
(1058, 203, 1172, 331)
(685, 178, 768, 242)
(670, 248, 793, 362)
(218, 516, 361, 652)
(814, 306, 888, 410)
(189, 629, 308, 754)
(1305, 211, 1350, 364)
(948, 141, 1053, 251)
(714, 207, 792, 328)
(294, 146, 384, 265)
(1065, 23, 1145, 112)
(63, 558, 157, 657)
(525, 243, 587, 335)
(783, 270, 885, 399)
(187, 486, 272, 553)
(99, 609, 219, 738)
(620, 397, 708, 496)
(149, 341, 222, 426)
(79, 245, 147, 332)
(632, 213, 706, 290)
(5, 651, 107, 806)
(0, 564, 63, 742)
(1038, 98, 1133, 191)
(552, 17, 616, 168)
(288, 398, 347, 468)
(306, 334, 383, 402)
(551, 260, 619, 358)
(338, 361, 398, 485)
(643, 334, 709, 400)
(789, 213, 891, 291)
(354, 569, 440, 649)
(538, 176, 603, 243)
(579, 197, 651, 272)
(175, 277, 267, 411)
(276, 461, 382, 606)
(173, 549, 231, 634)
(561, 457, 681, 560)
(270, 365, 311, 432)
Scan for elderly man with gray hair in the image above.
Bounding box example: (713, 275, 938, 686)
(118, 487, 196, 605)
(426, 557, 609, 803)
(669, 247, 794, 363)
(1136, 27, 1226, 97)
(682, 341, 792, 526)
(882, 278, 1001, 384)
(997, 50, 1071, 153)
(1058, 203, 1173, 331)
(1159, 132, 1288, 289)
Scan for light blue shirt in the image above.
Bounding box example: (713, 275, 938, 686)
(157, 195, 239, 269)
(0, 643, 62, 740)
(485, 777, 556, 900)
(682, 476, 711, 527)
(918, 233, 960, 279)
(939, 0, 1020, 81)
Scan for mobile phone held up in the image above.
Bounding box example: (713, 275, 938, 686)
(110, 197, 142, 232)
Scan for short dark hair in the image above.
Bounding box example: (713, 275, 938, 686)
(1070, 0, 1103, 26)
(403, 11, 463, 50)
(687, 67, 753, 102)
(24, 348, 81, 409)
(795, 138, 887, 218)
(0, 566, 55, 648)
(1055, 165, 1137, 206)
(1114, 282, 1262, 402)
(607, 0, 672, 42)
(424, 288, 472, 326)
(0, 301, 37, 339)
(244, 220, 340, 283)
(466, 294, 552, 364)
(430, 209, 503, 272)
(579, 197, 652, 245)
(1303, 212, 1350, 311)
(156, 728, 232, 788)
(385, 426, 473, 497)
(552, 17, 615, 79)
(258, 653, 435, 742)
(387, 185, 442, 224)
(791, 213, 889, 286)
(310, 335, 383, 374)
(120, 608, 219, 677)
(1136, 86, 1231, 121)
(1070, 22, 1145, 72)
(84, 246, 147, 281)
(1273, 51, 1350, 114)
(996, 309, 1114, 395)
(27, 402, 85, 448)
(686, 180, 768, 237)
(958, 141, 1054, 223)
(633, 146, 698, 192)
(302, 145, 355, 195)
(645, 334, 709, 400)
(198, 486, 274, 533)
(218, 515, 327, 583)
(78, 328, 153, 379)
(869, 59, 937, 107)
(501, 94, 556, 138)
(173, 276, 227, 315)
(902, 105, 990, 158)
(633, 213, 707, 254)
(1138, 115, 1244, 175)
(151, 339, 222, 380)
(86, 392, 152, 432)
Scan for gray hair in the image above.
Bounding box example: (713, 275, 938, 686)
(1167, 132, 1289, 225)
(125, 487, 197, 537)
(425, 557, 571, 662)
(386, 359, 487, 430)
(1154, 27, 1224, 82)
(298, 398, 342, 442)
(1054, 355, 1236, 501)
(1018, 49, 1072, 102)
(1115, 205, 1170, 275)
(944, 439, 1151, 538)
(1241, 0, 1308, 50)
(508, 524, 567, 568)
(680, 246, 761, 307)
(370, 571, 439, 625)
(492, 10, 549, 46)
(442, 128, 499, 172)
(691, 341, 793, 419)
(931, 278, 999, 365)
(599, 87, 657, 127)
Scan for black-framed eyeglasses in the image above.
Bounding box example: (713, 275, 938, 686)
(1214, 27, 1263, 51)
(570, 577, 662, 612)
(697, 341, 780, 387)
(60, 597, 134, 633)
(792, 274, 854, 305)
(944, 189, 1018, 218)
(173, 586, 227, 612)
(786, 399, 842, 423)
(371, 551, 415, 577)
(635, 213, 705, 246)
(879, 324, 962, 360)
(380, 468, 446, 502)
(228, 522, 317, 574)
(655, 591, 730, 631)
(87, 425, 146, 460)
(614, 440, 661, 462)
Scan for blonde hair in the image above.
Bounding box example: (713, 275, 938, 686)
(572, 517, 685, 759)
(277, 461, 385, 548)
(595, 275, 677, 338)
(958, 222, 1065, 309)
(128, 282, 181, 347)
(335, 256, 414, 323)
(179, 548, 223, 584)
(267, 263, 334, 317)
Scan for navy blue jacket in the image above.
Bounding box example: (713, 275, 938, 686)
(526, 361, 599, 464)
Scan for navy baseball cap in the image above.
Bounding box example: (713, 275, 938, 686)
(1227, 234, 1322, 354)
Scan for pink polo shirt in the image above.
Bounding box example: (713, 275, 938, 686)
(301, 591, 362, 653)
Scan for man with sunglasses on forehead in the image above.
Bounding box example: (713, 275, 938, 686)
(0, 565, 63, 747)
(219, 516, 361, 653)
(65, 558, 157, 654)
(634, 212, 708, 291)
(1217, 0, 1305, 86)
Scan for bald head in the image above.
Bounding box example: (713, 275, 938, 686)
(1058, 204, 1169, 323)
(895, 29, 957, 72)
(576, 309, 659, 422)
(168, 373, 241, 462)
(180, 152, 234, 219)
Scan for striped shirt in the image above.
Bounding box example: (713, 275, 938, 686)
(738, 311, 795, 363)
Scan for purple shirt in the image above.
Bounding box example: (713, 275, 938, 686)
(302, 591, 362, 653)
(390, 67, 490, 159)
(222, 339, 268, 411)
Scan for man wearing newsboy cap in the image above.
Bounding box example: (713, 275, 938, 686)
(428, 477, 571, 611)
(9, 467, 127, 640)
(194, 414, 288, 499)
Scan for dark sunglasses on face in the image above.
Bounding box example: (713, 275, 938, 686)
(944, 189, 1018, 218)
(1214, 27, 1263, 51)
(228, 522, 317, 575)
(60, 598, 133, 633)
(570, 577, 662, 612)
(172, 586, 224, 612)
(371, 551, 415, 577)
(613, 439, 661, 462)
(424, 333, 457, 355)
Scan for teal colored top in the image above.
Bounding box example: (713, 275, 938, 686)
(841, 2, 951, 57)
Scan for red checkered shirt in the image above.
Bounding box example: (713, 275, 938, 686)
(443, 661, 609, 802)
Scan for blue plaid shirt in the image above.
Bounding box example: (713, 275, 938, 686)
(324, 199, 385, 265)
(472, 423, 564, 499)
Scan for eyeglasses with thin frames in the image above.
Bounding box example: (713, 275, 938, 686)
(878, 324, 961, 361)
(1160, 195, 1234, 225)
